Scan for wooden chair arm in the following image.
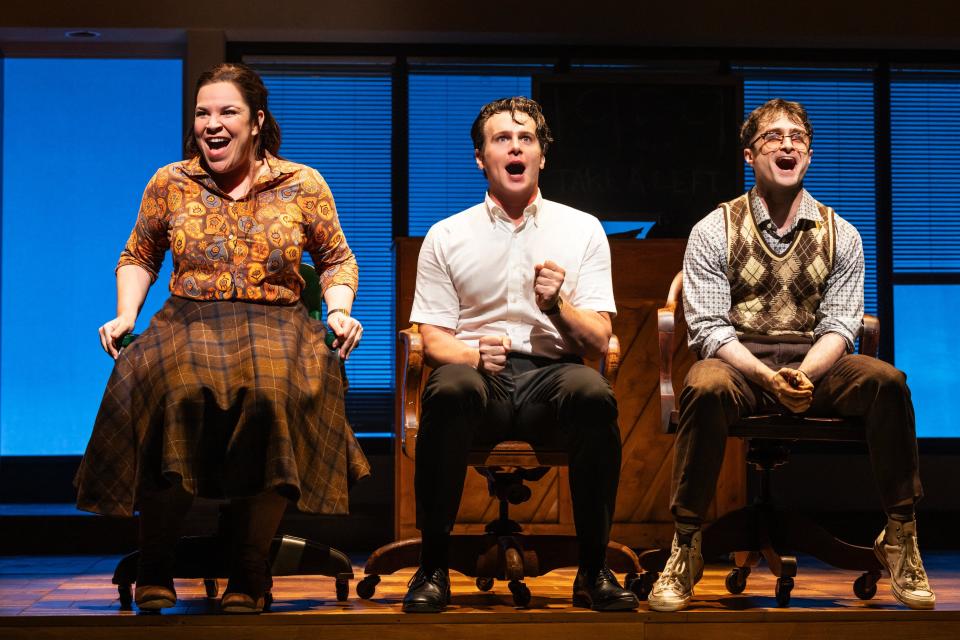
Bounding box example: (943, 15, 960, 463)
(657, 271, 684, 434)
(602, 335, 621, 387)
(658, 301, 678, 434)
(399, 327, 424, 461)
(860, 313, 880, 358)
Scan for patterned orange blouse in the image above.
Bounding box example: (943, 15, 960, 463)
(118, 154, 358, 303)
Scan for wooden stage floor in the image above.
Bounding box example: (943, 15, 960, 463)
(1, 553, 958, 639)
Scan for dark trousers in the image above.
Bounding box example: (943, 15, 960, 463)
(671, 341, 923, 523)
(414, 355, 622, 570)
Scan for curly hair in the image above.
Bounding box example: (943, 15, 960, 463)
(471, 96, 554, 156)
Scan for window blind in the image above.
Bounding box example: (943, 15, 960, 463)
(890, 70, 960, 273)
(741, 71, 878, 313)
(257, 68, 394, 392)
(408, 74, 532, 235)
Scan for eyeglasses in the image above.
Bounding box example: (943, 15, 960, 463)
(751, 130, 810, 153)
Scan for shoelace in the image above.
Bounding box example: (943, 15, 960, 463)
(658, 544, 693, 593)
(896, 535, 931, 590)
(407, 568, 447, 589)
(595, 567, 617, 584)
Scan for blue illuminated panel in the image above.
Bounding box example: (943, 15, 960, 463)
(1, 58, 181, 455)
(893, 285, 957, 437)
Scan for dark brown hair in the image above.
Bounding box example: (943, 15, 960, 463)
(739, 98, 813, 149)
(471, 96, 554, 156)
(184, 62, 281, 159)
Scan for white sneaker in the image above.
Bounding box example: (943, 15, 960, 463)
(648, 531, 703, 612)
(874, 520, 936, 610)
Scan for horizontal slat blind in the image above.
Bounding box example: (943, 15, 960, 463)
(257, 69, 394, 390)
(742, 73, 878, 313)
(891, 71, 960, 273)
(408, 74, 532, 235)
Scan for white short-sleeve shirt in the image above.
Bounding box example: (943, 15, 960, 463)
(410, 192, 616, 359)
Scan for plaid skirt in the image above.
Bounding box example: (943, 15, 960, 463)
(75, 296, 371, 517)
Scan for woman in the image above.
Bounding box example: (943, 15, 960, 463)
(75, 63, 370, 614)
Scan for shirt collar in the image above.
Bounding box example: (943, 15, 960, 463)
(179, 152, 299, 195)
(748, 187, 822, 232)
(484, 190, 543, 228)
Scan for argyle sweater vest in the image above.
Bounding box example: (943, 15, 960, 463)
(723, 192, 835, 341)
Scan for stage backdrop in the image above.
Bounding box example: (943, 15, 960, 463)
(535, 75, 741, 238)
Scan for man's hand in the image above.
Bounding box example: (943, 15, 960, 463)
(766, 367, 814, 413)
(534, 260, 565, 311)
(478, 335, 511, 375)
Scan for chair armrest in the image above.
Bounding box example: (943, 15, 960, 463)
(399, 327, 424, 461)
(658, 271, 686, 433)
(658, 301, 678, 434)
(860, 313, 880, 358)
(601, 335, 621, 387)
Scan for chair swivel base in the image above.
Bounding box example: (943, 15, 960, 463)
(357, 534, 642, 608)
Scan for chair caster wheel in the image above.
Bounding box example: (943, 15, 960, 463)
(853, 571, 880, 600)
(725, 567, 750, 595)
(204, 578, 219, 598)
(775, 576, 794, 607)
(476, 577, 494, 592)
(629, 572, 657, 601)
(508, 580, 531, 608)
(356, 574, 380, 599)
(118, 584, 133, 610)
(335, 578, 349, 602)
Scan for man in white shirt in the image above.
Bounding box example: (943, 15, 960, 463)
(403, 97, 637, 613)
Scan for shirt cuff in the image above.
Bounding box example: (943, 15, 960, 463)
(700, 327, 738, 359)
(409, 313, 458, 331)
(116, 256, 159, 283)
(814, 324, 856, 352)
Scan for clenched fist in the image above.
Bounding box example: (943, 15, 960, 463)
(478, 335, 512, 375)
(534, 260, 565, 311)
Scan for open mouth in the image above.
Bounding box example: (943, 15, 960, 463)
(775, 156, 797, 171)
(506, 162, 525, 176)
(206, 137, 230, 150)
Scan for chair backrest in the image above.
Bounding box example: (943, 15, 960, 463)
(658, 271, 880, 436)
(300, 263, 342, 352)
(299, 263, 323, 321)
(399, 325, 620, 466)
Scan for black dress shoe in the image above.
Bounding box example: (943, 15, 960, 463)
(402, 567, 451, 613)
(573, 567, 639, 611)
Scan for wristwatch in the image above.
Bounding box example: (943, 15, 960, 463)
(544, 296, 564, 316)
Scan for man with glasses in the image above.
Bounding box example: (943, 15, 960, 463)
(649, 98, 934, 612)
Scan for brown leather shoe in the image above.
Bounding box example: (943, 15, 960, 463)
(134, 583, 177, 610)
(221, 591, 265, 613)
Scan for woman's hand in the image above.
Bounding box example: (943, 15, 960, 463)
(327, 312, 363, 360)
(99, 315, 137, 359)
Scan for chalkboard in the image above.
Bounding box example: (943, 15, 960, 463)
(534, 76, 741, 238)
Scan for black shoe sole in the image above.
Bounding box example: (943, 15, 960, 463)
(573, 593, 640, 611)
(402, 601, 447, 613)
